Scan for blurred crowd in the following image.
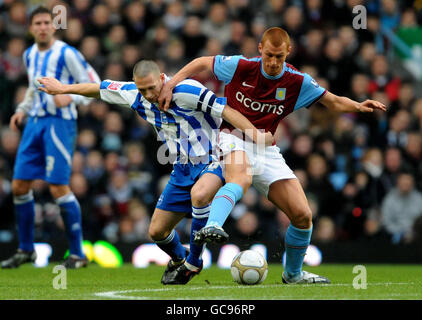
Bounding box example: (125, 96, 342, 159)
(1, 0, 422, 248)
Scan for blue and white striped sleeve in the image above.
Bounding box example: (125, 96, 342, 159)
(64, 47, 101, 84)
(64, 46, 101, 106)
(173, 79, 226, 118)
(99, 80, 139, 107)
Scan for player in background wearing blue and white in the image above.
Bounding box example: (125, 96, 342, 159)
(1, 7, 100, 269)
(37, 60, 273, 284)
(159, 27, 386, 284)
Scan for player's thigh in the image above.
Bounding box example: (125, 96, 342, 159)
(267, 178, 312, 229)
(43, 118, 77, 185)
(191, 172, 224, 207)
(13, 118, 45, 182)
(149, 208, 187, 240)
(223, 150, 252, 191)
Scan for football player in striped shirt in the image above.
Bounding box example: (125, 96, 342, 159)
(158, 27, 386, 284)
(1, 6, 100, 269)
(37, 59, 273, 284)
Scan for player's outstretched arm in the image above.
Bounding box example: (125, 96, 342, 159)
(38, 77, 100, 99)
(158, 56, 214, 111)
(222, 105, 275, 146)
(320, 91, 386, 113)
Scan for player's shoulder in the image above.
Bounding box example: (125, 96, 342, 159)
(173, 78, 206, 97)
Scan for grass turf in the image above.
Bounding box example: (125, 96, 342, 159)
(0, 263, 421, 300)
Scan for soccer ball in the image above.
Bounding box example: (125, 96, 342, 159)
(230, 250, 268, 285)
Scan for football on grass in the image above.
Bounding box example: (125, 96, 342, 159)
(231, 250, 268, 285)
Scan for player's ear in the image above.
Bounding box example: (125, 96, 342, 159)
(258, 42, 263, 54)
(287, 45, 292, 56)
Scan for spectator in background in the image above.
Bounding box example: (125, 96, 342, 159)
(180, 16, 207, 60)
(201, 2, 231, 47)
(3, 1, 27, 38)
(306, 153, 339, 219)
(103, 25, 127, 55)
(79, 36, 107, 76)
(122, 1, 146, 44)
(145, 0, 167, 30)
(223, 20, 247, 56)
(381, 171, 422, 244)
(284, 132, 314, 171)
(369, 55, 401, 103)
(70, 0, 92, 25)
(86, 3, 111, 39)
(185, 0, 208, 19)
(63, 18, 84, 48)
(387, 109, 411, 148)
(162, 0, 185, 34)
(1, 37, 26, 83)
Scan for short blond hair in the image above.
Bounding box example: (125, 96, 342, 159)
(133, 60, 160, 78)
(260, 27, 290, 47)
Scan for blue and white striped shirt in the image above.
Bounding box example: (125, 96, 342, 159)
(100, 77, 227, 164)
(24, 39, 100, 120)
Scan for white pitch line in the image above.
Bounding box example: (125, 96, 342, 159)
(93, 282, 414, 300)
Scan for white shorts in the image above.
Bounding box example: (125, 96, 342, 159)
(218, 131, 297, 196)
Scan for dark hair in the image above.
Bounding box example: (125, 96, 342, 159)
(29, 6, 52, 24)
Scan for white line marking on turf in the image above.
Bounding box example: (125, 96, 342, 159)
(93, 282, 414, 300)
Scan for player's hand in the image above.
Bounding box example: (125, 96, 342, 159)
(158, 82, 173, 111)
(263, 131, 275, 146)
(9, 111, 26, 132)
(358, 100, 387, 113)
(37, 77, 65, 95)
(53, 94, 73, 107)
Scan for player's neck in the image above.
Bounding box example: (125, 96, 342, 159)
(36, 37, 55, 52)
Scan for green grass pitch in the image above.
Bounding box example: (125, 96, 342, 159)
(0, 263, 421, 300)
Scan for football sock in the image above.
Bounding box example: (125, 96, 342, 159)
(14, 191, 36, 252)
(187, 205, 210, 268)
(284, 224, 313, 279)
(56, 193, 85, 258)
(155, 229, 186, 262)
(206, 183, 244, 228)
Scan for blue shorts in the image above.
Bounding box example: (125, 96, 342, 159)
(13, 116, 77, 185)
(156, 161, 224, 216)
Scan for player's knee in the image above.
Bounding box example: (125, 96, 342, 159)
(291, 207, 313, 229)
(11, 180, 31, 196)
(148, 223, 169, 241)
(191, 186, 212, 208)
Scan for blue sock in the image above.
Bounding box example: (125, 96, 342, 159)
(206, 183, 244, 228)
(56, 193, 85, 258)
(186, 205, 210, 268)
(284, 224, 313, 278)
(14, 191, 35, 252)
(155, 229, 187, 262)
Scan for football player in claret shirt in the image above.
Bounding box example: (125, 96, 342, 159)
(159, 27, 386, 284)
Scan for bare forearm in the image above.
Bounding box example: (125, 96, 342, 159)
(166, 56, 214, 89)
(330, 96, 361, 112)
(222, 106, 262, 143)
(62, 83, 100, 99)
